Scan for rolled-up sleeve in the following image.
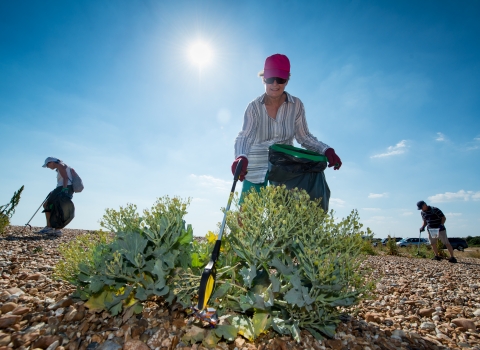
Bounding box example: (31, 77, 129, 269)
(294, 100, 330, 154)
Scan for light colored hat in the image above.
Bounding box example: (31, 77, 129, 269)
(42, 157, 60, 167)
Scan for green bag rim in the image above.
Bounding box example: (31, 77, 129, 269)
(269, 144, 327, 162)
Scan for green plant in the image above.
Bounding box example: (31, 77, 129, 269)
(405, 243, 433, 259)
(360, 230, 377, 256)
(0, 185, 24, 234)
(54, 230, 114, 282)
(466, 236, 480, 247)
(66, 189, 372, 347)
(100, 203, 142, 233)
(174, 186, 373, 342)
(72, 196, 193, 316)
(436, 239, 448, 258)
(33, 246, 43, 254)
(372, 242, 386, 255)
(386, 235, 399, 256)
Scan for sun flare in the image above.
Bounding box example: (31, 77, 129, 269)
(188, 41, 213, 67)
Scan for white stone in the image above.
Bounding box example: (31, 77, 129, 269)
(392, 330, 406, 338)
(55, 307, 64, 317)
(420, 322, 435, 330)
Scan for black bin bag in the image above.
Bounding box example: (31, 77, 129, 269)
(267, 144, 330, 212)
(50, 194, 75, 229)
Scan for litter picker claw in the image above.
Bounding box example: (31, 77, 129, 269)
(193, 159, 244, 324)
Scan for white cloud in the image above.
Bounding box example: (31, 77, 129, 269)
(189, 174, 231, 192)
(330, 198, 346, 206)
(362, 207, 381, 211)
(370, 216, 389, 220)
(466, 137, 480, 151)
(192, 197, 209, 203)
(435, 132, 446, 141)
(371, 140, 408, 158)
(368, 192, 389, 199)
(363, 216, 392, 223)
(445, 212, 462, 216)
(428, 190, 480, 203)
(401, 212, 413, 216)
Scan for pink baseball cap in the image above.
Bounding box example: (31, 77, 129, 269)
(263, 54, 290, 79)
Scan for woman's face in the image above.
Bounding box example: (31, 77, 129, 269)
(46, 162, 55, 170)
(264, 77, 288, 98)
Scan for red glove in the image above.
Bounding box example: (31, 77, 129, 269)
(325, 148, 342, 170)
(231, 156, 248, 181)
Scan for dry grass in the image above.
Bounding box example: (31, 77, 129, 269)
(370, 244, 480, 259)
(454, 247, 480, 259)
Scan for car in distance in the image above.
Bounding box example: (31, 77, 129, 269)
(397, 237, 429, 247)
(373, 237, 403, 247)
(381, 237, 403, 246)
(443, 238, 468, 251)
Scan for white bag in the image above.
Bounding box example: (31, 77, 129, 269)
(70, 168, 84, 193)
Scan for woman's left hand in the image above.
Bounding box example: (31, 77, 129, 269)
(325, 148, 342, 170)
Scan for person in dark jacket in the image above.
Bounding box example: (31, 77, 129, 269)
(418, 200, 456, 263)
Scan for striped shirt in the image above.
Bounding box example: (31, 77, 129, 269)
(234, 92, 330, 183)
(421, 206, 445, 229)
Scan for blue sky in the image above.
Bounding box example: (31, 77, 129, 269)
(1, 0, 479, 238)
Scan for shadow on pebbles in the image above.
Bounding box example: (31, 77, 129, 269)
(1, 226, 480, 350)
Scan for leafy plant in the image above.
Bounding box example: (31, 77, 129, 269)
(466, 236, 480, 247)
(33, 246, 43, 254)
(405, 243, 433, 259)
(0, 185, 24, 234)
(436, 239, 448, 258)
(65, 188, 372, 346)
(360, 230, 377, 255)
(100, 203, 142, 233)
(54, 230, 114, 282)
(174, 186, 373, 342)
(71, 196, 193, 316)
(386, 235, 399, 256)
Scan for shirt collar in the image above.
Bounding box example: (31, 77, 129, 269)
(260, 91, 294, 104)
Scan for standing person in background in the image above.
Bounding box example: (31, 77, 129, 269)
(417, 200, 457, 263)
(232, 53, 342, 204)
(36, 157, 74, 236)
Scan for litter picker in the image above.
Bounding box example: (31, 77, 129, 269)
(192, 159, 244, 325)
(22, 192, 51, 232)
(416, 228, 423, 256)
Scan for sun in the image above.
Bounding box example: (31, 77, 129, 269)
(188, 41, 213, 67)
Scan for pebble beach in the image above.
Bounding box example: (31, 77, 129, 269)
(1, 226, 479, 350)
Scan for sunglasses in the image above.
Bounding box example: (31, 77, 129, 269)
(264, 77, 288, 84)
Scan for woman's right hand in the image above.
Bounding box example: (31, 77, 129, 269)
(231, 157, 248, 181)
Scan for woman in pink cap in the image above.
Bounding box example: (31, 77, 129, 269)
(232, 53, 342, 204)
